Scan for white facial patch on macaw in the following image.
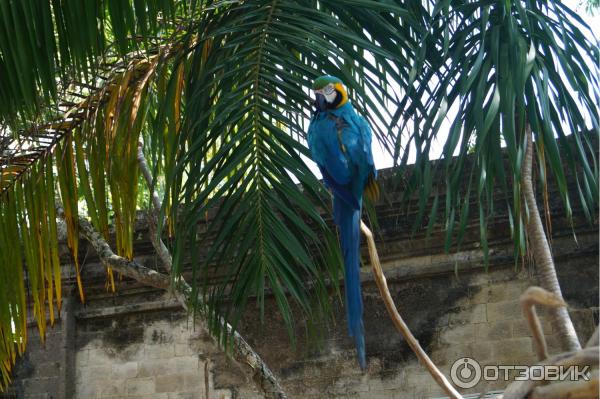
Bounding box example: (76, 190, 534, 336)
(322, 84, 337, 103)
(315, 83, 338, 104)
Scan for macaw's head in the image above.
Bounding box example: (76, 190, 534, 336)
(312, 75, 348, 112)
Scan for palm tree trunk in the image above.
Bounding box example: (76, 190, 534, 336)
(521, 127, 581, 352)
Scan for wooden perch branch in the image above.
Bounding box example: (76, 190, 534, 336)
(529, 377, 599, 399)
(520, 286, 567, 361)
(501, 287, 598, 399)
(136, 146, 288, 399)
(136, 144, 180, 302)
(521, 127, 581, 352)
(137, 144, 162, 214)
(502, 346, 599, 399)
(360, 220, 463, 399)
(585, 327, 598, 349)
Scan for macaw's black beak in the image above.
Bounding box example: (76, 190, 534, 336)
(314, 93, 327, 112)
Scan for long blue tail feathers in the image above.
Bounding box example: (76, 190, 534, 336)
(334, 196, 366, 370)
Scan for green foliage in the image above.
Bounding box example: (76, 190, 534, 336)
(398, 0, 599, 263)
(0, 190, 27, 389)
(583, 0, 599, 14)
(0, 41, 183, 390)
(0, 0, 178, 124)
(168, 0, 420, 346)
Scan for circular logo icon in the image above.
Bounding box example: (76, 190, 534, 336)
(450, 357, 482, 389)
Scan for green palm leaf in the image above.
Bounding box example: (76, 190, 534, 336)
(0, 0, 177, 123)
(169, 0, 420, 343)
(398, 0, 599, 261)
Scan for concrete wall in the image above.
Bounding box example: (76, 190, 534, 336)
(3, 165, 598, 399)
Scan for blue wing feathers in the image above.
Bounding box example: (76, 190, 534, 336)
(321, 168, 360, 210)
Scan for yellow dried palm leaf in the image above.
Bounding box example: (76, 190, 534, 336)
(57, 136, 85, 303)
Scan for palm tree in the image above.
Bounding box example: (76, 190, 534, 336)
(396, 0, 599, 353)
(0, 0, 598, 395)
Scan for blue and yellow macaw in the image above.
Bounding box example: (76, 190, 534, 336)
(307, 75, 379, 369)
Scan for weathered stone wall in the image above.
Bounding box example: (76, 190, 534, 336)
(234, 232, 598, 399)
(3, 161, 598, 399)
(75, 306, 222, 399)
(6, 232, 597, 399)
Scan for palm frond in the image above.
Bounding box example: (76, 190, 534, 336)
(169, 0, 421, 344)
(0, 0, 181, 123)
(398, 0, 600, 262)
(0, 33, 190, 389)
(0, 154, 64, 390)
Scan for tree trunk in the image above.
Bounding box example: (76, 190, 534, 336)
(521, 127, 581, 352)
